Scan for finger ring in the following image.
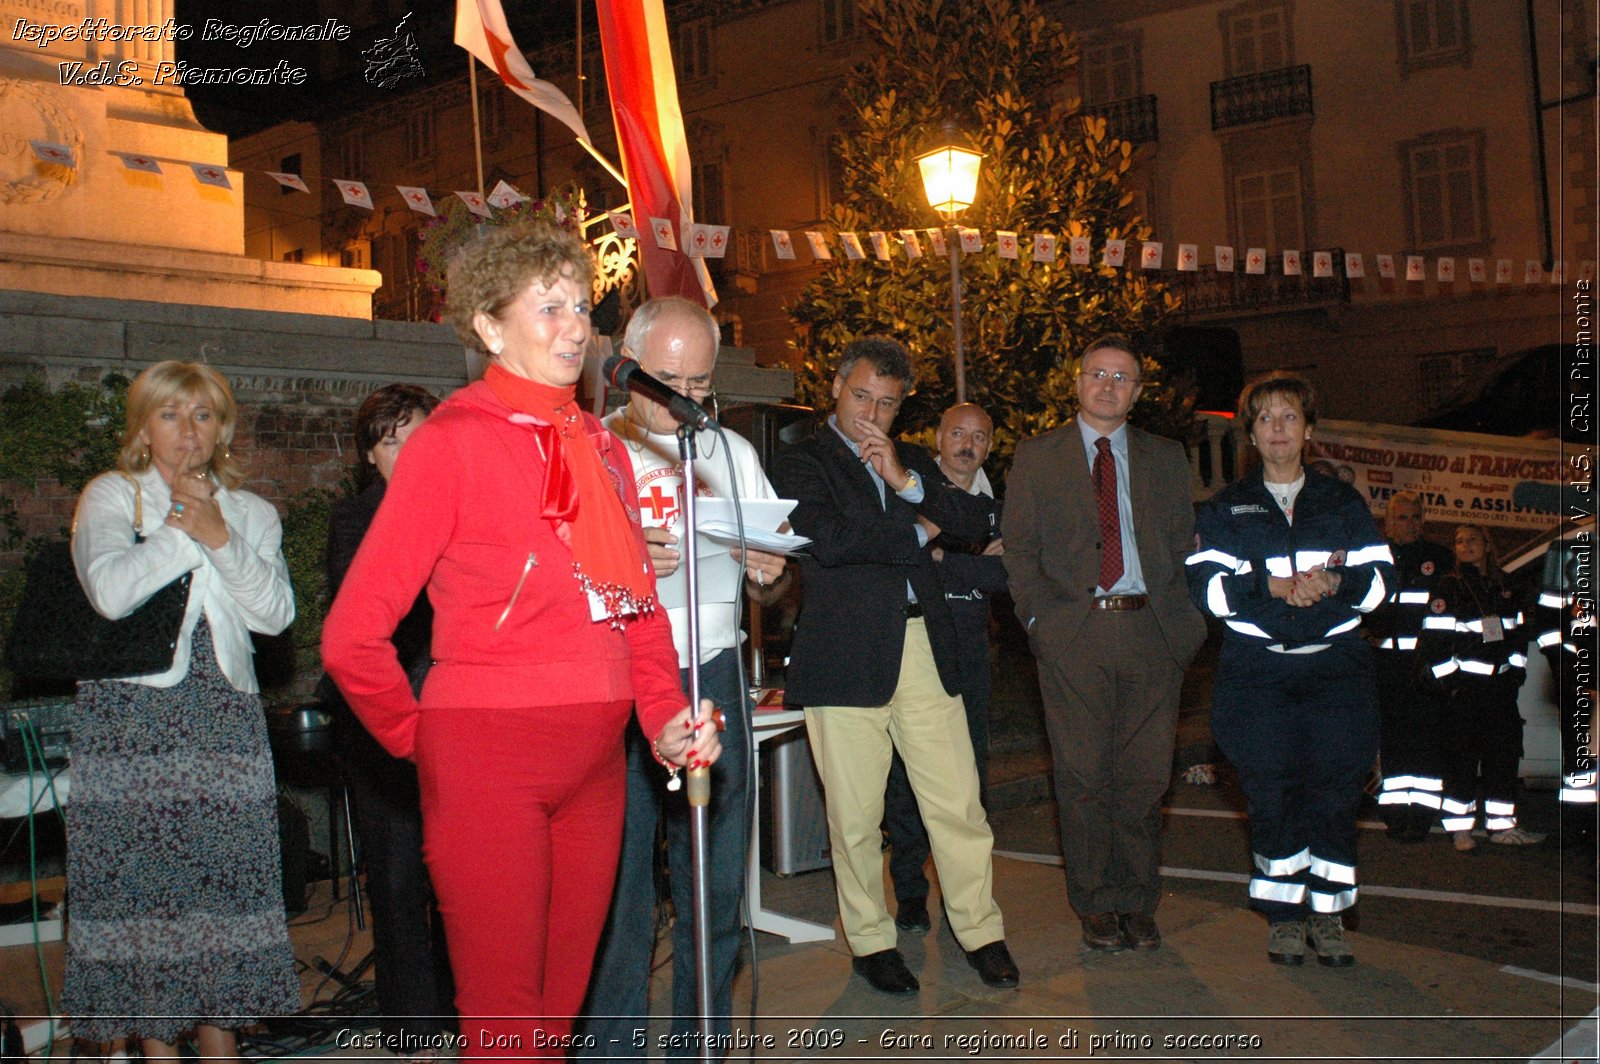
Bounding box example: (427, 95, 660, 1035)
(756, 571, 765, 586)
(173, 502, 185, 514)
(711, 709, 726, 732)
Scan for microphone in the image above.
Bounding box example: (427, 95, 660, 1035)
(602, 354, 718, 430)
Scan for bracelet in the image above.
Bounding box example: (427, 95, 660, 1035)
(651, 735, 682, 792)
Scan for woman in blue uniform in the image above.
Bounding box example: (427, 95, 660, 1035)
(1187, 372, 1394, 968)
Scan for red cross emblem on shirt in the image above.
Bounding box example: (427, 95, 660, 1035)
(640, 485, 678, 523)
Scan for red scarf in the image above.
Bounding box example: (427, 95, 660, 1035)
(485, 364, 654, 622)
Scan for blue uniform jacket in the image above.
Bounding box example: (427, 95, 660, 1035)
(1188, 468, 1395, 650)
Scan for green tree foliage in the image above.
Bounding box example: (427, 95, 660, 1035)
(0, 375, 129, 550)
(788, 0, 1191, 461)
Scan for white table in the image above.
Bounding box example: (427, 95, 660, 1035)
(745, 705, 836, 943)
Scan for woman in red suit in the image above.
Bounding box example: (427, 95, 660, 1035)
(322, 223, 718, 1057)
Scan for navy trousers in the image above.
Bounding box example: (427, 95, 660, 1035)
(1211, 639, 1378, 923)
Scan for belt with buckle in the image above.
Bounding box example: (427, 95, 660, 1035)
(904, 601, 924, 618)
(1091, 594, 1148, 611)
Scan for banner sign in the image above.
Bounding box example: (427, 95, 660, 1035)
(1307, 419, 1586, 532)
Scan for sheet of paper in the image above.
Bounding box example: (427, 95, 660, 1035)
(654, 532, 742, 611)
(693, 498, 796, 533)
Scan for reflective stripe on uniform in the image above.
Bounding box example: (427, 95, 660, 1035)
(1432, 659, 1459, 678)
(1226, 619, 1274, 640)
(1249, 879, 1307, 904)
(1309, 887, 1357, 912)
(1423, 616, 1456, 630)
(1309, 855, 1356, 886)
(1347, 544, 1395, 566)
(1253, 847, 1311, 877)
(1398, 591, 1431, 604)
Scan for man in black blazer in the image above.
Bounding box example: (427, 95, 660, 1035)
(1003, 335, 1206, 953)
(772, 337, 1018, 995)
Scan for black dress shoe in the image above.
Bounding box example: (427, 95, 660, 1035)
(851, 948, 919, 994)
(1080, 911, 1124, 951)
(1118, 911, 1161, 950)
(964, 940, 1020, 988)
(894, 896, 931, 933)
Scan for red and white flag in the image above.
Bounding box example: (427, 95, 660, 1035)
(1524, 260, 1542, 284)
(839, 232, 865, 260)
(958, 228, 983, 254)
(1345, 252, 1365, 278)
(1032, 234, 1056, 263)
(1103, 239, 1126, 267)
(1550, 261, 1566, 285)
(30, 140, 75, 167)
(191, 163, 232, 189)
(1467, 258, 1486, 283)
(996, 231, 1018, 259)
(1435, 257, 1455, 282)
(487, 179, 530, 208)
(1376, 254, 1397, 279)
(1176, 244, 1198, 272)
(398, 186, 436, 216)
(609, 212, 639, 239)
(687, 223, 730, 258)
(804, 231, 832, 259)
(1139, 242, 1163, 270)
(1405, 256, 1425, 281)
(899, 230, 923, 259)
(456, 190, 492, 217)
(1069, 237, 1091, 265)
(1215, 246, 1235, 272)
(114, 152, 162, 174)
(649, 217, 678, 251)
(455, 0, 590, 144)
(596, 0, 711, 305)
(1495, 259, 1514, 283)
(927, 229, 947, 258)
(336, 180, 374, 209)
(868, 231, 891, 260)
(1312, 251, 1332, 278)
(1245, 248, 1266, 275)
(267, 171, 309, 193)
(771, 230, 796, 260)
(1282, 250, 1302, 276)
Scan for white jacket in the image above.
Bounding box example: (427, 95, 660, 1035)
(70, 467, 295, 693)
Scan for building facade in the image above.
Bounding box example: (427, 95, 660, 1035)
(232, 0, 1595, 426)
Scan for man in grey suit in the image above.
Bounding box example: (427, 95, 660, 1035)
(1002, 334, 1206, 952)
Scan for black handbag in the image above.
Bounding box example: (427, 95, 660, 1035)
(4, 472, 193, 682)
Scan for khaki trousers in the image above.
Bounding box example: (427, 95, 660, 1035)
(803, 618, 1004, 955)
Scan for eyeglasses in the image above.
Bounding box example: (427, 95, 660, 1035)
(1083, 369, 1142, 386)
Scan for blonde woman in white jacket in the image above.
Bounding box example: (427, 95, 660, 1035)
(62, 361, 298, 1063)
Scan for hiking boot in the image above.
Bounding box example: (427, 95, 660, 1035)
(1488, 826, 1546, 846)
(1266, 921, 1305, 966)
(1306, 913, 1355, 967)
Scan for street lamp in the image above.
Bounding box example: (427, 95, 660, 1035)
(915, 123, 983, 403)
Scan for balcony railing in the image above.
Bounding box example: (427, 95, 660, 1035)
(1083, 94, 1159, 145)
(1171, 247, 1351, 318)
(1210, 64, 1313, 130)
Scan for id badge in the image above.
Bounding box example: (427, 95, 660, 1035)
(1481, 615, 1504, 643)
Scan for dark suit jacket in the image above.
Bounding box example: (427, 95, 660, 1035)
(771, 424, 998, 708)
(1002, 419, 1206, 669)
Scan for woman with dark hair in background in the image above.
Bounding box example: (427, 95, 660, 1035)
(321, 223, 719, 1056)
(319, 383, 454, 1054)
(1423, 523, 1541, 851)
(64, 360, 298, 1061)
(1187, 371, 1394, 968)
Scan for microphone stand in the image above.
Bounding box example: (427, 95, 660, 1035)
(675, 423, 715, 1060)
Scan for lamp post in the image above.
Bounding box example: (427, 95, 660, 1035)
(915, 125, 983, 404)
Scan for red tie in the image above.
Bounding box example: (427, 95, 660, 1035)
(1094, 436, 1124, 590)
